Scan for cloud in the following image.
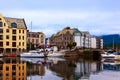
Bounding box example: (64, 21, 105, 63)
(1, 0, 120, 37)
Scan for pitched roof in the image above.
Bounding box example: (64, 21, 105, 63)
(4, 17, 27, 29)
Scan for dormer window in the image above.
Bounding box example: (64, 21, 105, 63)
(11, 23, 17, 28)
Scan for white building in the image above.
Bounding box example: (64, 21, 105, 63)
(73, 28, 91, 48)
(90, 37, 97, 49)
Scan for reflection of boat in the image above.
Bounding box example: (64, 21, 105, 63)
(20, 50, 45, 58)
(21, 57, 46, 64)
(21, 57, 65, 64)
(102, 61, 120, 71)
(0, 54, 3, 57)
(47, 57, 65, 61)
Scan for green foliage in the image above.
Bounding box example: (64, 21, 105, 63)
(67, 42, 77, 50)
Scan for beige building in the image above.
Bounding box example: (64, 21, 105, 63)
(27, 31, 45, 47)
(0, 14, 27, 54)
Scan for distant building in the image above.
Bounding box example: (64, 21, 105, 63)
(50, 27, 91, 49)
(90, 36, 103, 49)
(90, 37, 97, 49)
(50, 27, 74, 49)
(50, 27, 103, 49)
(27, 31, 45, 47)
(73, 29, 91, 48)
(0, 13, 27, 54)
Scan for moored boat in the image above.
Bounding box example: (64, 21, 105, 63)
(20, 50, 45, 58)
(47, 51, 65, 57)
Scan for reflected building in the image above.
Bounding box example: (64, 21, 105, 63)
(0, 58, 26, 80)
(48, 60, 102, 80)
(26, 63, 45, 77)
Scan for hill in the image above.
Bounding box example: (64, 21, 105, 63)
(100, 34, 120, 49)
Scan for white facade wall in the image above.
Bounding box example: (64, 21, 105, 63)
(74, 36, 81, 47)
(100, 39, 103, 49)
(91, 37, 97, 49)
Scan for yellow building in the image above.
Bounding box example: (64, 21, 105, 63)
(0, 14, 27, 54)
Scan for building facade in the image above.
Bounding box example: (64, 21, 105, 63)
(50, 27, 74, 49)
(50, 27, 102, 49)
(0, 14, 27, 54)
(27, 31, 45, 47)
(90, 36, 103, 49)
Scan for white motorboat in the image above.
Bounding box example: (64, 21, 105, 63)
(101, 50, 116, 60)
(20, 50, 45, 58)
(47, 51, 65, 57)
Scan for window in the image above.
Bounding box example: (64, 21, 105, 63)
(0, 66, 3, 70)
(0, 42, 3, 47)
(12, 36, 16, 40)
(19, 30, 21, 33)
(6, 35, 9, 39)
(12, 30, 16, 34)
(6, 42, 9, 46)
(22, 42, 24, 46)
(6, 66, 9, 70)
(19, 42, 21, 46)
(4, 23, 6, 26)
(12, 42, 16, 47)
(22, 36, 24, 40)
(23, 30, 24, 33)
(19, 36, 21, 40)
(0, 35, 3, 40)
(6, 29, 9, 33)
(0, 29, 3, 33)
(12, 65, 16, 70)
(0, 22, 2, 27)
(12, 72, 16, 76)
(11, 23, 17, 28)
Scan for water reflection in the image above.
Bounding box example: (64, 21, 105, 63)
(0, 57, 26, 80)
(1, 57, 119, 80)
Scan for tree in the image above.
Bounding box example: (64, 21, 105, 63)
(67, 42, 77, 50)
(72, 42, 77, 47)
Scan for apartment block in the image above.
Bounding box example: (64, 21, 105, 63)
(27, 31, 45, 46)
(0, 14, 27, 54)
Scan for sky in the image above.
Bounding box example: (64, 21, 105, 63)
(0, 0, 120, 37)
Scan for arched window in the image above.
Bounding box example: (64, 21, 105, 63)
(11, 23, 17, 28)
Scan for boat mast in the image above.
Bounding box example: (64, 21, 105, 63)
(30, 21, 32, 50)
(113, 37, 114, 50)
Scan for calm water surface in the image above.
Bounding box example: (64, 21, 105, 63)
(0, 57, 120, 80)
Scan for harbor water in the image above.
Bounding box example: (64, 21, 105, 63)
(0, 57, 120, 80)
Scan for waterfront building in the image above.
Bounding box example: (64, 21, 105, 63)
(0, 14, 27, 54)
(50, 27, 91, 49)
(50, 27, 102, 49)
(90, 36, 103, 49)
(27, 31, 45, 48)
(50, 27, 74, 49)
(90, 37, 97, 49)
